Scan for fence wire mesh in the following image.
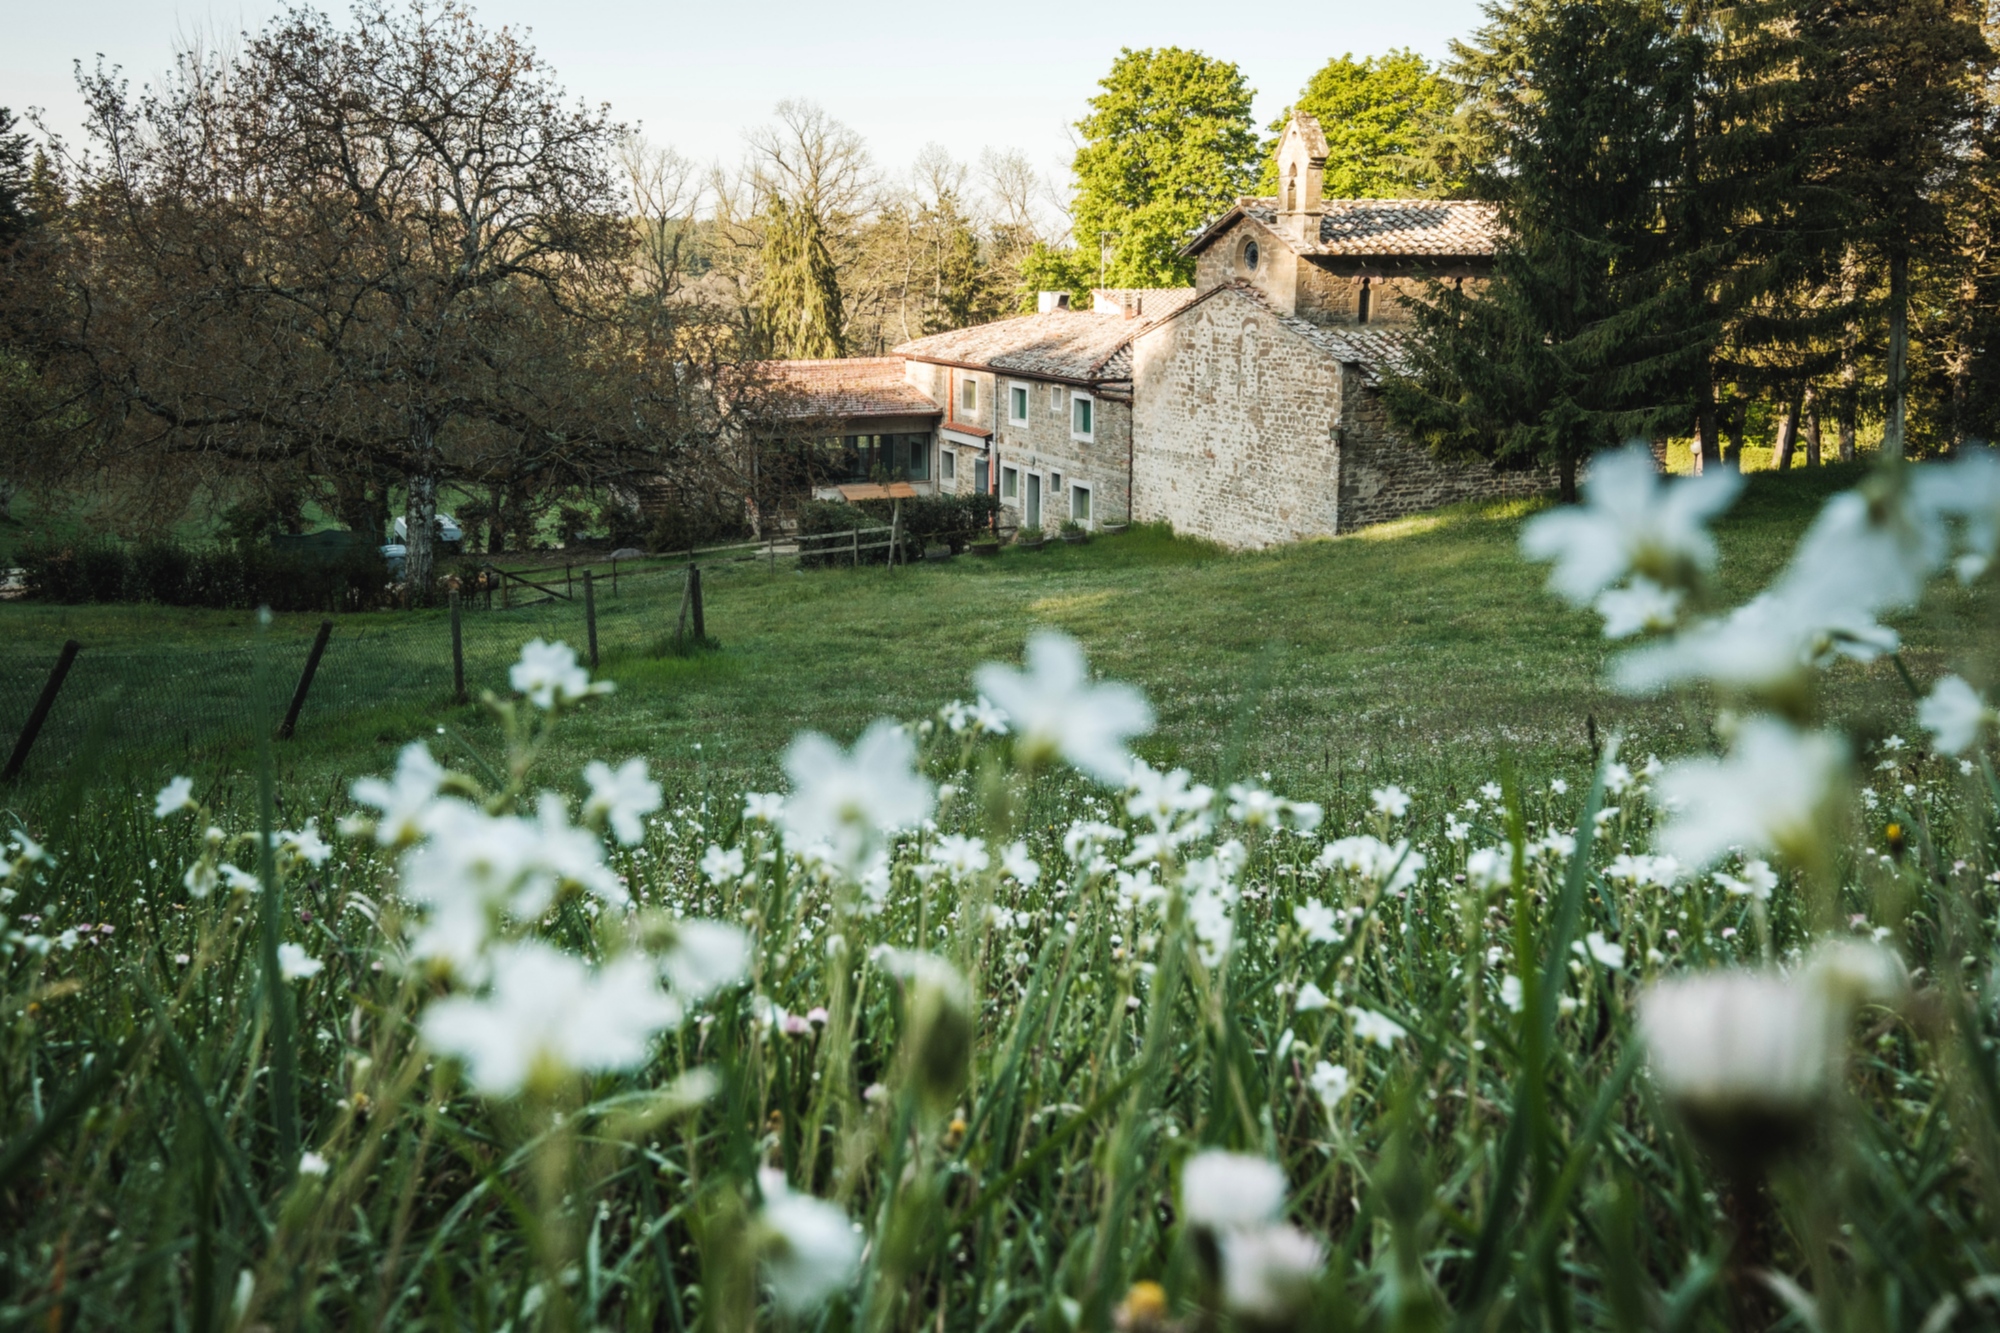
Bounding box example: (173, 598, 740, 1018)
(0, 554, 770, 786)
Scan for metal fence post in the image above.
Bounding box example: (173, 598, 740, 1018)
(2, 639, 81, 783)
(277, 620, 334, 740)
(584, 570, 599, 669)
(450, 591, 466, 703)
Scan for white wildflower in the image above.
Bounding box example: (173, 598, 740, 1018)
(999, 840, 1040, 886)
(509, 639, 612, 709)
(277, 942, 323, 981)
(1180, 1150, 1286, 1229)
(755, 1169, 863, 1313)
(583, 758, 663, 846)
(1713, 858, 1778, 902)
(743, 792, 786, 823)
(1307, 1060, 1351, 1112)
(350, 742, 448, 845)
(155, 776, 197, 819)
(1295, 981, 1331, 1012)
(420, 942, 681, 1096)
(1654, 717, 1847, 869)
(1918, 675, 1993, 756)
(1219, 1225, 1325, 1321)
(1584, 932, 1625, 969)
(1465, 846, 1512, 891)
(1499, 974, 1524, 1013)
(1349, 1007, 1407, 1048)
(298, 1151, 329, 1178)
(1521, 444, 1740, 605)
(1370, 784, 1410, 818)
(780, 721, 933, 875)
(1595, 577, 1685, 638)
(972, 630, 1153, 784)
(1293, 898, 1340, 945)
(700, 844, 746, 885)
(930, 834, 991, 878)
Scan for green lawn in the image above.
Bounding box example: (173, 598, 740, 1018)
(3, 463, 1983, 815)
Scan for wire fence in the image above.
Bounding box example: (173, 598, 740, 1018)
(0, 541, 891, 788)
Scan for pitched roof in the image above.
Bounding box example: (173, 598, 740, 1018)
(1185, 198, 1501, 260)
(1138, 281, 1413, 385)
(747, 358, 940, 420)
(894, 295, 1194, 382)
(1091, 287, 1197, 318)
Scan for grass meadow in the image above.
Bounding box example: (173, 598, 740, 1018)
(3, 462, 1998, 1332)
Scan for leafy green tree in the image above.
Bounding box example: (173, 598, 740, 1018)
(1261, 51, 1467, 198)
(1070, 48, 1260, 287)
(1385, 0, 1703, 500)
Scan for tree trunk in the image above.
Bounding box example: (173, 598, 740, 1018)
(1884, 249, 1910, 458)
(1694, 375, 1722, 474)
(1558, 451, 1579, 504)
(1838, 246, 1860, 462)
(1773, 386, 1803, 471)
(405, 471, 439, 605)
(1724, 397, 1745, 469)
(1804, 386, 1822, 467)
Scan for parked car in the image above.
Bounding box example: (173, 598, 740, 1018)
(393, 513, 465, 547)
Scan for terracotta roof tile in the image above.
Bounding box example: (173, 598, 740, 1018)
(1191, 198, 1501, 260)
(748, 358, 940, 420)
(894, 295, 1192, 382)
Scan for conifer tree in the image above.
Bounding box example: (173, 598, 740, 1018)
(1385, 0, 1703, 500)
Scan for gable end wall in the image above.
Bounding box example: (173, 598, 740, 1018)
(1130, 291, 1344, 549)
(1334, 368, 1558, 527)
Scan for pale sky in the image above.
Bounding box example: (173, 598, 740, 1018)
(9, 0, 1487, 208)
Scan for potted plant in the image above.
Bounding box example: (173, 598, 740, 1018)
(1015, 524, 1046, 552)
(1060, 520, 1091, 545)
(970, 537, 1002, 558)
(923, 543, 952, 563)
(1100, 521, 1128, 536)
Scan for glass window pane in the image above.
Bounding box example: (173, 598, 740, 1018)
(905, 434, 929, 480)
(1075, 487, 1091, 520)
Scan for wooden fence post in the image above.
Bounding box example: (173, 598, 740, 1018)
(277, 620, 334, 740)
(690, 565, 705, 641)
(584, 570, 599, 669)
(2, 639, 81, 783)
(851, 527, 859, 568)
(611, 558, 619, 598)
(675, 565, 693, 643)
(889, 500, 902, 569)
(450, 591, 466, 703)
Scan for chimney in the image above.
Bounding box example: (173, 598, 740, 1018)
(1276, 110, 1328, 245)
(1037, 291, 1072, 313)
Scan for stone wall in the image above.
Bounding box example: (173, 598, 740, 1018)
(902, 360, 993, 498)
(1129, 288, 1346, 548)
(1334, 366, 1557, 528)
(989, 376, 1132, 528)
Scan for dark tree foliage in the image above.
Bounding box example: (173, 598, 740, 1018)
(1384, 0, 1706, 500)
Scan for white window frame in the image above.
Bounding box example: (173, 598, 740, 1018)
(1049, 385, 1063, 415)
(1007, 381, 1031, 427)
(1071, 483, 1093, 526)
(1050, 470, 1063, 499)
(1070, 392, 1096, 443)
(1000, 464, 1019, 502)
(940, 449, 956, 483)
(959, 377, 979, 417)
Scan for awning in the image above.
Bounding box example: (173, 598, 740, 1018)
(834, 482, 920, 501)
(941, 421, 992, 448)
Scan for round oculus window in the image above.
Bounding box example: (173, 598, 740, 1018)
(1242, 240, 1260, 271)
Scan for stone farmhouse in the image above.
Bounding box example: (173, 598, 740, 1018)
(742, 111, 1552, 549)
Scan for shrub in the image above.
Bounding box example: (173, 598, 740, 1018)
(77, 542, 132, 602)
(131, 539, 193, 603)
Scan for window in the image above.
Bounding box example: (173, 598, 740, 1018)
(941, 449, 956, 483)
(1050, 470, 1063, 498)
(959, 377, 978, 416)
(1072, 484, 1092, 524)
(975, 456, 989, 493)
(901, 434, 930, 481)
(1000, 465, 1019, 501)
(1008, 383, 1030, 425)
(1049, 385, 1062, 414)
(1071, 394, 1095, 441)
(1243, 239, 1260, 271)
(1357, 278, 1373, 325)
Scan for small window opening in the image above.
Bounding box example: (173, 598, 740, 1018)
(1357, 278, 1373, 325)
(1243, 239, 1260, 271)
(960, 378, 978, 414)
